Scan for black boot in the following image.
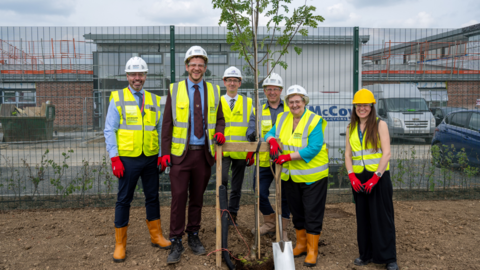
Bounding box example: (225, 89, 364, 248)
(188, 231, 206, 255)
(386, 262, 399, 270)
(167, 237, 185, 264)
(228, 213, 237, 226)
(354, 258, 373, 266)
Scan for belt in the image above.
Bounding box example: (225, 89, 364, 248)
(188, 145, 204, 150)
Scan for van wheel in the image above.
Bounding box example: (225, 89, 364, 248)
(425, 137, 432, 144)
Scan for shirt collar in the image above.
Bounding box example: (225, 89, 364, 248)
(128, 86, 144, 95)
(223, 94, 239, 103)
(265, 99, 284, 109)
(187, 78, 203, 89)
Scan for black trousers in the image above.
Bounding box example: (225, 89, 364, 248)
(284, 177, 328, 235)
(353, 170, 397, 264)
(115, 154, 159, 228)
(221, 156, 247, 215)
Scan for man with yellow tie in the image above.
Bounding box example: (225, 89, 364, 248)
(220, 67, 255, 226)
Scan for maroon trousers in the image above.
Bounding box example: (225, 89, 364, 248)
(169, 148, 212, 238)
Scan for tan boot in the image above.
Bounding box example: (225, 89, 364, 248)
(146, 219, 171, 249)
(281, 218, 290, 241)
(251, 213, 276, 236)
(304, 233, 321, 267)
(113, 225, 128, 263)
(292, 229, 307, 257)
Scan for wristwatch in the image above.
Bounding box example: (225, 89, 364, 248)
(348, 170, 353, 174)
(375, 171, 382, 177)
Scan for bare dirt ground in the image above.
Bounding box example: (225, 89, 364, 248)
(1, 200, 480, 270)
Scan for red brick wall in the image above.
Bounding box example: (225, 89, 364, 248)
(363, 81, 480, 109)
(36, 82, 94, 127)
(446, 81, 480, 109)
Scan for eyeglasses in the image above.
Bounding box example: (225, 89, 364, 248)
(288, 100, 304, 106)
(355, 104, 372, 108)
(224, 79, 241, 83)
(127, 72, 146, 78)
(264, 88, 282, 93)
(188, 63, 206, 68)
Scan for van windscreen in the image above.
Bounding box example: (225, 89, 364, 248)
(385, 98, 429, 112)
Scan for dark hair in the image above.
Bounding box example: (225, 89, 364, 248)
(185, 56, 207, 65)
(348, 104, 380, 152)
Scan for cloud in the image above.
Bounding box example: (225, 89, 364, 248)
(347, 0, 403, 8)
(0, 0, 76, 16)
(461, 20, 479, 27)
(143, 0, 221, 26)
(383, 12, 435, 28)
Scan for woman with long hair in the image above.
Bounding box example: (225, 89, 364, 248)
(344, 88, 398, 270)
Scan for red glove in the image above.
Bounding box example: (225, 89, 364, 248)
(158, 157, 166, 172)
(246, 152, 255, 166)
(111, 156, 124, 178)
(161, 155, 172, 169)
(275, 154, 291, 165)
(348, 173, 364, 193)
(364, 174, 380, 194)
(214, 132, 225, 145)
(268, 138, 281, 160)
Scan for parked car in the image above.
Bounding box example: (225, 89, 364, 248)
(431, 110, 480, 167)
(370, 84, 435, 144)
(430, 107, 467, 126)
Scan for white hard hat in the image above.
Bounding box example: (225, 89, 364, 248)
(262, 72, 283, 88)
(223, 66, 242, 80)
(184, 45, 208, 64)
(285, 85, 309, 105)
(125, 56, 148, 73)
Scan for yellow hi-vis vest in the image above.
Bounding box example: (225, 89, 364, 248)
(275, 110, 329, 183)
(348, 119, 390, 174)
(221, 95, 253, 159)
(257, 103, 290, 167)
(169, 80, 220, 157)
(110, 88, 161, 157)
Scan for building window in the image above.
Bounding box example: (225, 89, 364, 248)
(142, 54, 162, 64)
(2, 90, 36, 108)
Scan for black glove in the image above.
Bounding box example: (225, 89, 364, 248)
(248, 131, 257, 142)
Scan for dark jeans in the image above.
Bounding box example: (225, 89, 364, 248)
(221, 156, 247, 215)
(284, 177, 328, 235)
(253, 166, 290, 219)
(114, 154, 160, 228)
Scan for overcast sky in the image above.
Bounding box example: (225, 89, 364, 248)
(0, 0, 478, 29)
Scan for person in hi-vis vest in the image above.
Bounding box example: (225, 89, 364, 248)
(161, 45, 226, 264)
(344, 89, 398, 270)
(104, 56, 170, 263)
(220, 66, 255, 227)
(265, 85, 329, 267)
(245, 72, 291, 240)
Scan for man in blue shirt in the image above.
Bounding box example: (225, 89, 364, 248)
(104, 56, 170, 263)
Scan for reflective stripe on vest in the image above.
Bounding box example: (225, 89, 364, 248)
(257, 103, 290, 167)
(348, 120, 389, 173)
(170, 80, 220, 157)
(221, 95, 252, 159)
(111, 88, 161, 157)
(275, 110, 329, 183)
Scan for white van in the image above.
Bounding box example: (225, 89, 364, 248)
(308, 92, 353, 173)
(369, 84, 435, 143)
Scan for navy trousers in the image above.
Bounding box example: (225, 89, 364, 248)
(114, 154, 160, 228)
(253, 166, 290, 219)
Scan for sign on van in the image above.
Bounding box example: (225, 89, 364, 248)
(308, 105, 352, 121)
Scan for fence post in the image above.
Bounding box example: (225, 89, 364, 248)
(353, 26, 360, 94)
(170, 25, 175, 84)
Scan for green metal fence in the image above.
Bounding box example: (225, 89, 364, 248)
(0, 25, 479, 210)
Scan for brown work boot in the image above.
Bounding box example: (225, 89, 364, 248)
(113, 225, 128, 263)
(251, 213, 276, 236)
(146, 219, 171, 249)
(281, 217, 290, 241)
(304, 233, 321, 267)
(293, 229, 307, 257)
